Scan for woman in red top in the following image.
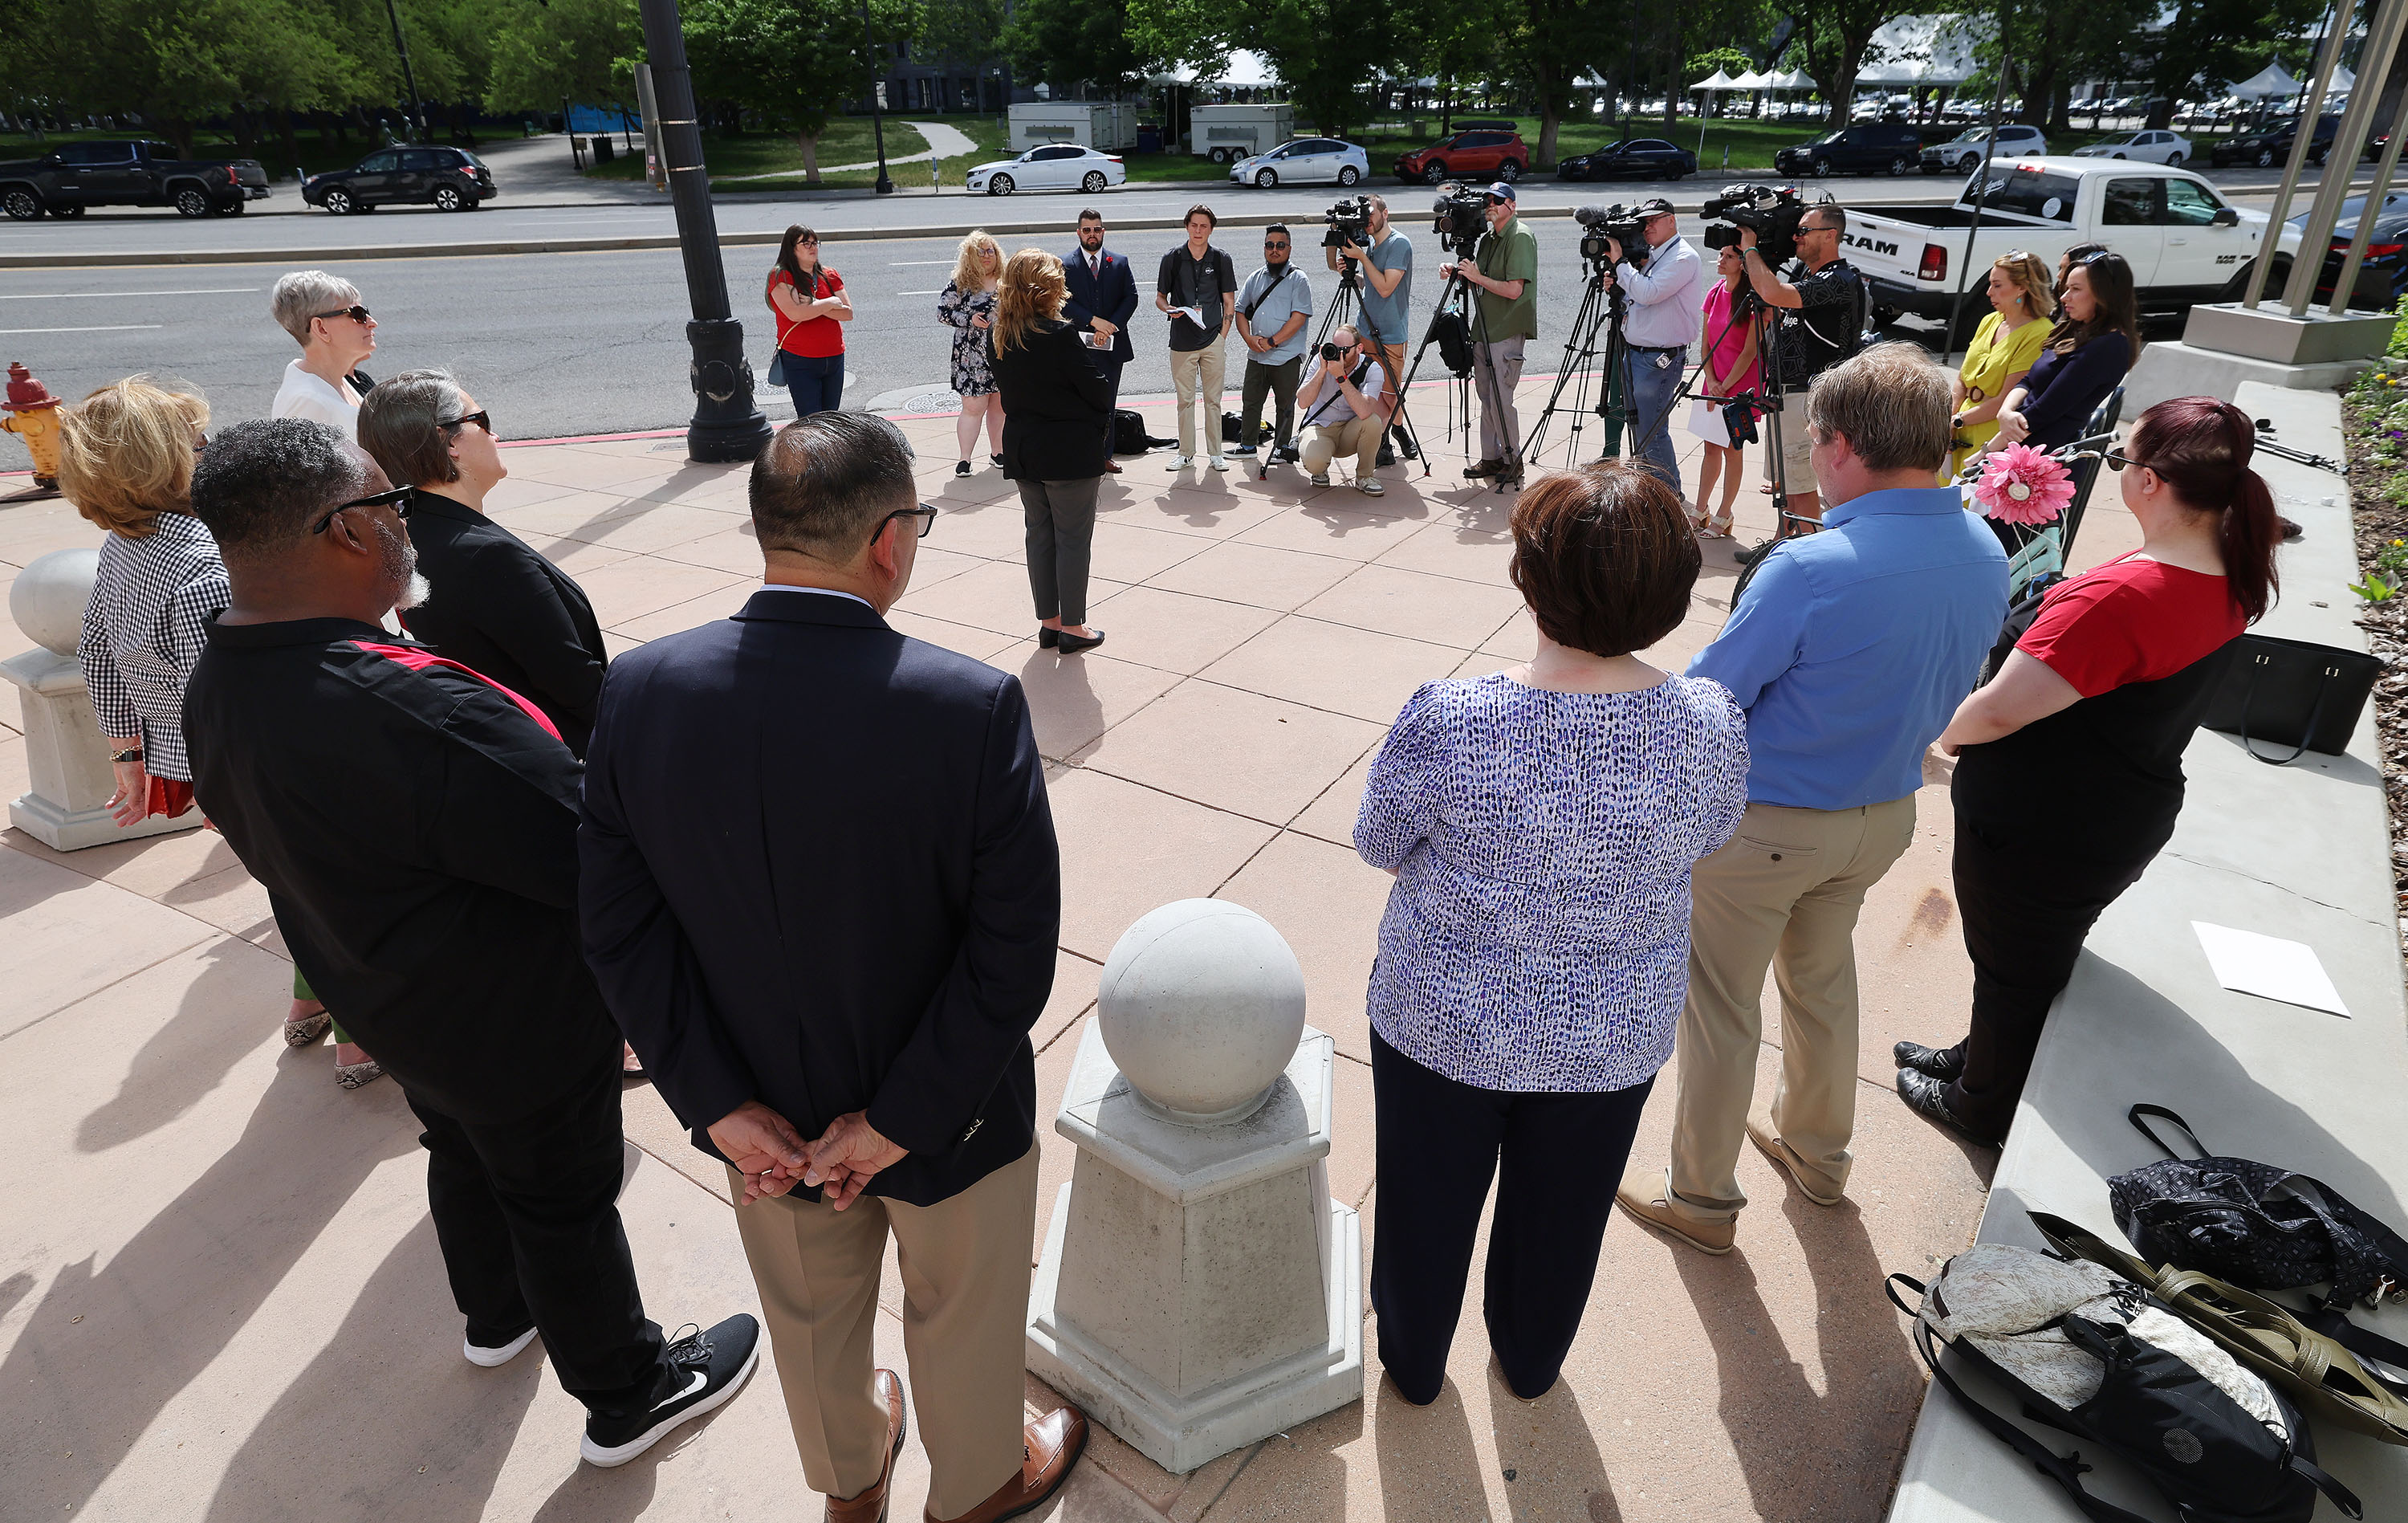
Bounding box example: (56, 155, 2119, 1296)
(766, 224, 852, 416)
(1895, 396, 2281, 1144)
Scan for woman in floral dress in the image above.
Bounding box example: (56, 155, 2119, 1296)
(939, 230, 1007, 474)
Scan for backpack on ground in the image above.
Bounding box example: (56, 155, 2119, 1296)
(1889, 1238, 2361, 1523)
(1112, 409, 1171, 455)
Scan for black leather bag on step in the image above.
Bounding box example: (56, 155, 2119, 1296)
(2201, 633, 2381, 764)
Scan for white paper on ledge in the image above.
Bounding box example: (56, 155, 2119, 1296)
(2191, 922, 2351, 1016)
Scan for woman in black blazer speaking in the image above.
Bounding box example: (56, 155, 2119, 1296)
(358, 370, 610, 753)
(990, 249, 1114, 654)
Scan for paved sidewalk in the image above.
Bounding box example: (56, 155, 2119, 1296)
(0, 385, 2146, 1521)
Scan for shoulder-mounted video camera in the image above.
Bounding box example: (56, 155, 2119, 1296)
(1430, 185, 1491, 255)
(1574, 204, 1647, 268)
(1320, 195, 1373, 254)
(1701, 184, 1809, 267)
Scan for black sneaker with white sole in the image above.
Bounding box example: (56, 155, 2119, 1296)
(464, 1322, 539, 1367)
(580, 1314, 761, 1468)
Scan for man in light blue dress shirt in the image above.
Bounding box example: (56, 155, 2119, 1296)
(1601, 199, 1702, 493)
(1617, 343, 2008, 1257)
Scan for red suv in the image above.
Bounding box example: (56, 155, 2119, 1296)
(1394, 128, 1528, 185)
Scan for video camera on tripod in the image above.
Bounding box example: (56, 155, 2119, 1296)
(1701, 184, 1811, 266)
(1430, 185, 1491, 255)
(1572, 204, 1649, 269)
(1319, 195, 1373, 255)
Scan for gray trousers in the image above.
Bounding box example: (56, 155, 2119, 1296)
(1240, 356, 1302, 450)
(1473, 338, 1527, 465)
(1020, 476, 1100, 625)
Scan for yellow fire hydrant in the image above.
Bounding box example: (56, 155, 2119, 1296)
(2, 362, 64, 499)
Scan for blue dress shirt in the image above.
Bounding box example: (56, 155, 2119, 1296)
(1689, 486, 2007, 811)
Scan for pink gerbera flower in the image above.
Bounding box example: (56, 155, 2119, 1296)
(1975, 443, 2075, 526)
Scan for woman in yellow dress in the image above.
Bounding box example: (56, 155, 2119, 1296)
(1943, 251, 2056, 483)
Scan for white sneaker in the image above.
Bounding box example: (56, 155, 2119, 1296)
(1309, 471, 1331, 487)
(1357, 477, 1385, 496)
(1208, 454, 1229, 471)
(1172, 454, 1194, 470)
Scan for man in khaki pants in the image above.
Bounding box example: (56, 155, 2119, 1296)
(1616, 345, 2007, 1254)
(1156, 204, 1237, 470)
(580, 413, 1087, 1523)
(1293, 324, 1389, 495)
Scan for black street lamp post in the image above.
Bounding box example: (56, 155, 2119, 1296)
(382, 0, 428, 142)
(635, 0, 774, 462)
(860, 0, 897, 194)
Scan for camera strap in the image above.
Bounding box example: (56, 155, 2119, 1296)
(1242, 264, 1292, 322)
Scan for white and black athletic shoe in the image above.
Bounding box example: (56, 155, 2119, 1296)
(579, 1314, 761, 1468)
(464, 1323, 539, 1367)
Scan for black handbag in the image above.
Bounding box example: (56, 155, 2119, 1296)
(2201, 633, 2382, 764)
(2110, 1106, 2408, 1313)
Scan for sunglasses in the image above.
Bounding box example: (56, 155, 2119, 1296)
(439, 409, 492, 435)
(311, 485, 412, 535)
(877, 503, 938, 541)
(2105, 449, 2147, 473)
(311, 304, 372, 326)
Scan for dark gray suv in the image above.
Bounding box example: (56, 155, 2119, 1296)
(1774, 123, 1925, 177)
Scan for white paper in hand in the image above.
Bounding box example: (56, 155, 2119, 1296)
(1169, 304, 1205, 329)
(2190, 922, 2350, 1016)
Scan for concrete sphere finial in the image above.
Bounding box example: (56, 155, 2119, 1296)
(13, 548, 99, 659)
(1097, 898, 1308, 1126)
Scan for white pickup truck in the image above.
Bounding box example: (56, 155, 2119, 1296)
(1839, 157, 2272, 322)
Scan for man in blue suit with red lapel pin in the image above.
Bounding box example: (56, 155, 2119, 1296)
(1063, 207, 1138, 472)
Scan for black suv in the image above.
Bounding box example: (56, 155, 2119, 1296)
(2211, 115, 2341, 169)
(303, 146, 497, 214)
(1773, 123, 1926, 177)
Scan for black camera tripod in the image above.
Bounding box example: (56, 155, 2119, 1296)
(1382, 245, 1505, 485)
(1519, 242, 1658, 474)
(1255, 250, 1425, 480)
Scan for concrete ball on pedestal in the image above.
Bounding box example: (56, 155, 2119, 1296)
(1097, 898, 1308, 1126)
(11, 548, 98, 658)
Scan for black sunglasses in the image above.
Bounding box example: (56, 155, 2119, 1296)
(439, 409, 492, 435)
(311, 485, 413, 535)
(877, 503, 938, 540)
(311, 304, 372, 326)
(2105, 449, 2146, 472)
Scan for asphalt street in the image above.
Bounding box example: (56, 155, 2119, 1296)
(0, 183, 2297, 443)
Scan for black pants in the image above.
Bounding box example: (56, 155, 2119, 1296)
(410, 1074, 667, 1413)
(1095, 356, 1124, 458)
(1240, 356, 1301, 450)
(1369, 1028, 1653, 1404)
(1941, 816, 2158, 1140)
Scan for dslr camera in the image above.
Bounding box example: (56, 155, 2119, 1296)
(1701, 184, 1808, 266)
(1320, 340, 1351, 362)
(1430, 185, 1491, 255)
(1573, 203, 1648, 268)
(1320, 195, 1373, 254)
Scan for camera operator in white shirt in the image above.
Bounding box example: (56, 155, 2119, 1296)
(1293, 325, 1389, 495)
(1598, 198, 1702, 493)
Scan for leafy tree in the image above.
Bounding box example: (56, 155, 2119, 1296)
(1001, 0, 1147, 96)
(2137, 0, 2325, 128)
(1498, 0, 1623, 165)
(1132, 0, 1396, 137)
(484, 0, 644, 112)
(1787, 0, 1911, 124)
(684, 0, 916, 180)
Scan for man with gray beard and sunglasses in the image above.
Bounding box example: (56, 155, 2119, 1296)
(180, 417, 759, 1471)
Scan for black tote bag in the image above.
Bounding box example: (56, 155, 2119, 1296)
(2201, 633, 2382, 765)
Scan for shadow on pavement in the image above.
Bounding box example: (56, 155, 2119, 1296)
(77, 938, 283, 1153)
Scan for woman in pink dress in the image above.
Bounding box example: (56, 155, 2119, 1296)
(1686, 244, 1760, 538)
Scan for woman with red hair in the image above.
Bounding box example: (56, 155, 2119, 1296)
(1894, 396, 2280, 1144)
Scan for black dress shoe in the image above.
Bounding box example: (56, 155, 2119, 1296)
(1464, 458, 1503, 480)
(1056, 627, 1105, 654)
(1893, 1040, 1965, 1083)
(1039, 628, 1059, 649)
(1896, 1069, 2000, 1147)
(1733, 538, 1776, 568)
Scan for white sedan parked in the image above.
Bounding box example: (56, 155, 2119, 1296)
(1228, 138, 1370, 189)
(966, 144, 1127, 196)
(2073, 129, 2192, 165)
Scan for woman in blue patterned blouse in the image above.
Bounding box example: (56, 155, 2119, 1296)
(1354, 463, 1749, 1405)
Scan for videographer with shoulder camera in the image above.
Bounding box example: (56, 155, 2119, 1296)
(1734, 202, 1863, 562)
(1293, 325, 1389, 495)
(1440, 182, 1539, 484)
(1326, 193, 1413, 430)
(1599, 197, 1702, 494)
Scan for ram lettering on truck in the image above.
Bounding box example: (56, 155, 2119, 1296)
(1841, 157, 2268, 323)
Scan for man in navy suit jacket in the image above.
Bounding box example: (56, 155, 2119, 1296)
(1062, 206, 1138, 470)
(578, 412, 1086, 1523)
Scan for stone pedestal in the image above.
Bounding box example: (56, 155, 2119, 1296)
(2, 549, 201, 851)
(1026, 900, 1363, 1475)
(2181, 301, 2394, 365)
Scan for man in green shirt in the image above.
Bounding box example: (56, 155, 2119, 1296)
(1440, 181, 1539, 482)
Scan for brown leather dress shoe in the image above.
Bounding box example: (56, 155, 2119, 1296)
(827, 1370, 907, 1523)
(924, 1404, 1088, 1523)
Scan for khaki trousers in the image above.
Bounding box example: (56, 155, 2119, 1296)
(1169, 341, 1226, 457)
(728, 1142, 1039, 1518)
(1302, 414, 1384, 478)
(1666, 797, 1917, 1224)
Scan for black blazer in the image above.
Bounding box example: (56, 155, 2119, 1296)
(990, 320, 1113, 483)
(577, 588, 1062, 1207)
(399, 489, 609, 755)
(1061, 246, 1139, 365)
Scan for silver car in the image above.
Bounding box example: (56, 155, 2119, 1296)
(1228, 138, 1370, 189)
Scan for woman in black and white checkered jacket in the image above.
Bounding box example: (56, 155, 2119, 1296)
(59, 377, 383, 1088)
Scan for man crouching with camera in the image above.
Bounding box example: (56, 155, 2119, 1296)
(1735, 202, 1861, 565)
(1601, 197, 1702, 494)
(1439, 182, 1538, 485)
(1294, 325, 1389, 495)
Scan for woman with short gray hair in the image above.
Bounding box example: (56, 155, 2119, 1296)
(270, 269, 378, 438)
